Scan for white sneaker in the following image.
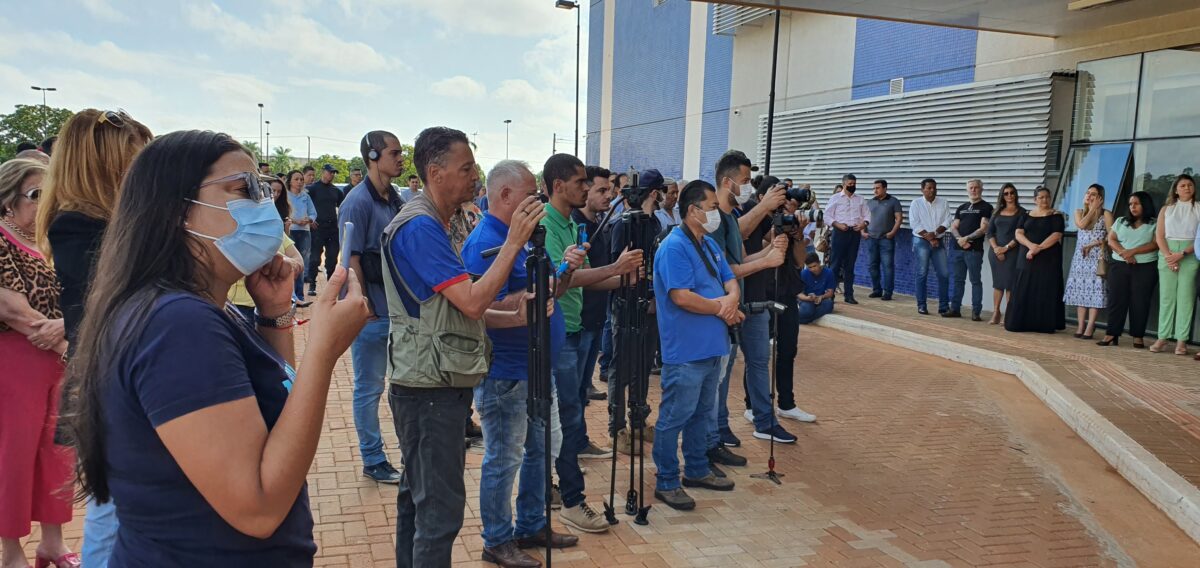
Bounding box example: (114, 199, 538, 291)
(777, 406, 817, 423)
(743, 409, 754, 423)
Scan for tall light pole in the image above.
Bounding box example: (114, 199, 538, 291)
(307, 135, 311, 164)
(265, 120, 271, 164)
(257, 103, 264, 160)
(504, 119, 513, 159)
(30, 86, 57, 139)
(555, 0, 581, 156)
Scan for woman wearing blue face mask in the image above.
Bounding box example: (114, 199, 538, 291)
(63, 130, 369, 567)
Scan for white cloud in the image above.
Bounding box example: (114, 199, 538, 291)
(430, 76, 487, 100)
(77, 0, 131, 24)
(341, 0, 576, 37)
(201, 73, 282, 109)
(292, 78, 384, 96)
(185, 2, 398, 73)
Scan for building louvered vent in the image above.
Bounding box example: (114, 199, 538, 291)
(712, 5, 772, 35)
(889, 78, 905, 95)
(758, 73, 1057, 227)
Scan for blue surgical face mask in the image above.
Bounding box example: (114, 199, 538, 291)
(187, 198, 284, 275)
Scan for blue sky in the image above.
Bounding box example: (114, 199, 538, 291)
(4, 0, 590, 171)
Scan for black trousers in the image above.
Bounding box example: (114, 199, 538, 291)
(306, 226, 340, 284)
(389, 385, 472, 568)
(830, 228, 862, 300)
(773, 300, 800, 411)
(1106, 260, 1157, 339)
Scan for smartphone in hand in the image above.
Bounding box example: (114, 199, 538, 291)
(340, 222, 354, 299)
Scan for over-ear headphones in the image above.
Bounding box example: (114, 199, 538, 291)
(363, 133, 379, 161)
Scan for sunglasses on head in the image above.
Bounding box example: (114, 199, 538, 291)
(196, 172, 274, 202)
(97, 109, 132, 129)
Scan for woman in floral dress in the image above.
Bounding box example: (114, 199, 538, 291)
(1063, 183, 1114, 339)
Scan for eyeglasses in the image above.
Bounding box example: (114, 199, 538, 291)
(23, 187, 41, 202)
(97, 109, 131, 129)
(196, 172, 273, 202)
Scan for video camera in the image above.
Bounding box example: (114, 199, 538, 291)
(619, 167, 655, 210)
(727, 301, 786, 344)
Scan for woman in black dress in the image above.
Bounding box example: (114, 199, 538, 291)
(1004, 187, 1066, 333)
(987, 183, 1025, 324)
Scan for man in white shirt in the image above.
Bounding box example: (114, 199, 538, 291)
(824, 174, 870, 304)
(908, 178, 953, 315)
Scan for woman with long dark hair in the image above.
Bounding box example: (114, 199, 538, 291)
(66, 130, 368, 566)
(986, 183, 1024, 324)
(1151, 174, 1199, 355)
(1004, 187, 1066, 333)
(1098, 192, 1158, 348)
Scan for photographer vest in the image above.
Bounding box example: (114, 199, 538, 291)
(381, 193, 491, 389)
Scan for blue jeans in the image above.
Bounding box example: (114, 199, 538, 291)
(598, 310, 614, 381)
(553, 332, 587, 508)
(290, 229, 311, 298)
(951, 248, 985, 315)
(475, 379, 550, 549)
(912, 237, 950, 312)
(830, 228, 862, 299)
(708, 311, 776, 446)
(351, 318, 389, 467)
(798, 299, 834, 324)
(654, 357, 722, 491)
(578, 327, 603, 405)
(82, 498, 118, 568)
(865, 237, 896, 295)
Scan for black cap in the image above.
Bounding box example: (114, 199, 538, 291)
(322, 164, 339, 173)
(638, 168, 666, 190)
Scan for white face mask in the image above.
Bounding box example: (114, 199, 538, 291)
(734, 183, 754, 205)
(695, 207, 721, 234)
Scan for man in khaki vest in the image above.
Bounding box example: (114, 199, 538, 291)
(381, 127, 545, 567)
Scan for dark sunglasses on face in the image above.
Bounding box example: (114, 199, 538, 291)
(1002, 191, 1016, 196)
(97, 109, 132, 129)
(196, 172, 274, 202)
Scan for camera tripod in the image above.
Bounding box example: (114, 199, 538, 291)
(605, 207, 655, 526)
(525, 225, 557, 565)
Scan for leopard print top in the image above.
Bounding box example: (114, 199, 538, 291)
(0, 226, 62, 333)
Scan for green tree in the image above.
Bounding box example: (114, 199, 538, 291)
(0, 104, 73, 161)
(241, 140, 263, 163)
(269, 146, 295, 174)
(309, 154, 352, 184)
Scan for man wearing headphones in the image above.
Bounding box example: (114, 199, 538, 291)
(339, 130, 406, 484)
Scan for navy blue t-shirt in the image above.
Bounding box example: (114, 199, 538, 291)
(387, 215, 471, 317)
(340, 179, 403, 317)
(462, 213, 566, 380)
(103, 293, 314, 567)
(800, 267, 837, 296)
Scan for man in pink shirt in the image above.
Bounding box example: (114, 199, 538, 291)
(824, 173, 869, 303)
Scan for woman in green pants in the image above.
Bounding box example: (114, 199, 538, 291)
(1151, 174, 1199, 355)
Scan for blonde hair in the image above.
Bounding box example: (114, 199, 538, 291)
(35, 109, 152, 254)
(0, 158, 47, 215)
(1165, 173, 1196, 206)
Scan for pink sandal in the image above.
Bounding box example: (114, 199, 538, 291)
(35, 553, 81, 568)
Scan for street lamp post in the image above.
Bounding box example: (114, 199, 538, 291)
(257, 103, 264, 160)
(265, 121, 271, 164)
(555, 0, 581, 156)
(504, 119, 513, 159)
(30, 86, 58, 139)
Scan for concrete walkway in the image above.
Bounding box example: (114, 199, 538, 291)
(819, 287, 1200, 545)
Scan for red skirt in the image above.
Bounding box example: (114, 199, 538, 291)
(0, 330, 75, 538)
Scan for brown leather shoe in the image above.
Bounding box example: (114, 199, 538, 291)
(481, 541, 541, 567)
(516, 527, 579, 549)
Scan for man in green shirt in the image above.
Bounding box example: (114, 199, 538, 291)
(539, 153, 641, 533)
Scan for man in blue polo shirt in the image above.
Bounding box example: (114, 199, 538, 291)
(462, 159, 586, 567)
(340, 130, 405, 484)
(652, 180, 742, 511)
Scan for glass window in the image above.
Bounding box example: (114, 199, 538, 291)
(1055, 143, 1131, 228)
(1136, 49, 1200, 138)
(1072, 55, 1141, 142)
(1131, 138, 1200, 211)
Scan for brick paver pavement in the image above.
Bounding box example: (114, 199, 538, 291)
(833, 286, 1200, 488)
(22, 313, 1199, 566)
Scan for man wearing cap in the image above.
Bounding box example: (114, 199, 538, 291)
(306, 163, 346, 295)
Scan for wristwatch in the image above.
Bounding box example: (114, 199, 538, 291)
(255, 306, 298, 329)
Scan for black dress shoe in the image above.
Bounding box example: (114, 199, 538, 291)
(482, 541, 541, 567)
(844, 297, 859, 305)
(868, 292, 882, 298)
(881, 294, 893, 301)
(941, 310, 961, 318)
(587, 387, 607, 401)
(917, 307, 930, 315)
(707, 445, 747, 467)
